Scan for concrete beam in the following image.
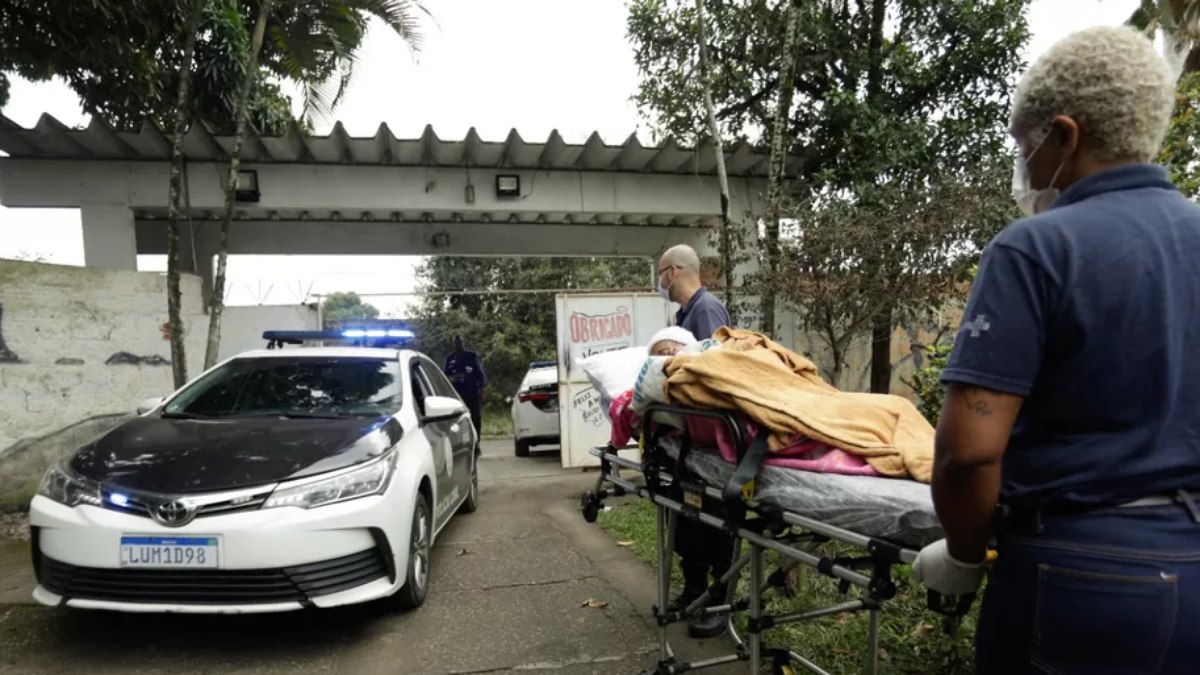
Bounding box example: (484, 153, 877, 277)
(80, 205, 137, 270)
(135, 219, 710, 259)
(0, 159, 756, 221)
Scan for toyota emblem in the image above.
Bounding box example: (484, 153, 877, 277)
(154, 500, 193, 527)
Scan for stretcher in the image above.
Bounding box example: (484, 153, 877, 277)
(579, 404, 976, 675)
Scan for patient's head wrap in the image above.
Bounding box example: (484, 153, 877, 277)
(648, 326, 697, 351)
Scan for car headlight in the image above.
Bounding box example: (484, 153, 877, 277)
(263, 451, 397, 510)
(37, 464, 102, 507)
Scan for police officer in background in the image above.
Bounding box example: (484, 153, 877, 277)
(443, 335, 486, 452)
(657, 244, 734, 638)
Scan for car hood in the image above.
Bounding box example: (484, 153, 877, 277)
(69, 415, 403, 494)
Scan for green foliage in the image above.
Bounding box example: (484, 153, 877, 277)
(599, 499, 978, 674)
(628, 0, 1030, 389)
(1160, 71, 1200, 199)
(906, 342, 954, 425)
(321, 291, 379, 327)
(411, 257, 649, 408)
(0, 0, 427, 132)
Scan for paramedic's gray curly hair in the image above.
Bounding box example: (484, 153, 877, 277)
(1010, 25, 1176, 163)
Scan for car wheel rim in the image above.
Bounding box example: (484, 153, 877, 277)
(412, 507, 429, 590)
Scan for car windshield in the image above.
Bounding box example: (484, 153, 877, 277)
(163, 356, 402, 418)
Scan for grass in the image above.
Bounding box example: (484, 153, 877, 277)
(598, 499, 979, 675)
(480, 405, 514, 440)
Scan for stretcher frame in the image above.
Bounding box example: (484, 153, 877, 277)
(579, 404, 972, 675)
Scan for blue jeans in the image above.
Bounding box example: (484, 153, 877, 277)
(976, 502, 1200, 675)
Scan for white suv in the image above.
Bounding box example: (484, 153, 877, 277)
(509, 361, 559, 457)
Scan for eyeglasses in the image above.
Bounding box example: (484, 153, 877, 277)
(658, 265, 678, 275)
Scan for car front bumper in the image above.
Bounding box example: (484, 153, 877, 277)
(28, 487, 411, 613)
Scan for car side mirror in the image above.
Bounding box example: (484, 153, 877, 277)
(136, 396, 166, 415)
(424, 395, 467, 420)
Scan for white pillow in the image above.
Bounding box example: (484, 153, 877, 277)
(578, 346, 650, 409)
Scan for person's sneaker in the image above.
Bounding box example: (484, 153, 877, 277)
(665, 589, 701, 614)
(687, 606, 728, 638)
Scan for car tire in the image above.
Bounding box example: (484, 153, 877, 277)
(392, 493, 431, 610)
(459, 453, 480, 514)
(515, 439, 531, 457)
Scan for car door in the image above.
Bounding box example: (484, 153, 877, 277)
(411, 360, 470, 530)
(418, 358, 475, 505)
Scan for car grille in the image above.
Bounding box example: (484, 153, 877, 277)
(39, 548, 389, 605)
(100, 488, 271, 521)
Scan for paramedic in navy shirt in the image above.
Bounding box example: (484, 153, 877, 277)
(657, 244, 733, 638)
(912, 26, 1200, 673)
(443, 335, 485, 452)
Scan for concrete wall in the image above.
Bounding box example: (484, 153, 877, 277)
(0, 261, 208, 511)
(218, 304, 319, 362)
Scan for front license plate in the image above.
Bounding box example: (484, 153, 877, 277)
(120, 535, 219, 569)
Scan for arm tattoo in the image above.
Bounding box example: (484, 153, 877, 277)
(963, 389, 994, 417)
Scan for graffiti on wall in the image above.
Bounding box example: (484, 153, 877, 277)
(0, 300, 170, 367)
(0, 303, 20, 364)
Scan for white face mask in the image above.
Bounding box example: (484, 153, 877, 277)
(1012, 131, 1066, 217)
(657, 267, 675, 302)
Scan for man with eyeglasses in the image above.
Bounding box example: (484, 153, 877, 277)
(656, 244, 734, 638)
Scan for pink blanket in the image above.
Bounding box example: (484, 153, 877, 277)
(608, 390, 880, 477)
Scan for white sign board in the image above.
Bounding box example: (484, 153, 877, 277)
(555, 293, 674, 468)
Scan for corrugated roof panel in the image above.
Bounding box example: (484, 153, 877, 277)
(0, 113, 785, 177)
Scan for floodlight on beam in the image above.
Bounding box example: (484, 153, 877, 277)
(235, 169, 260, 203)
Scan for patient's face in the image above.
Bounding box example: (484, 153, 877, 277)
(650, 340, 685, 357)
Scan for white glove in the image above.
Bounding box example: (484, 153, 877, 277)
(912, 539, 985, 596)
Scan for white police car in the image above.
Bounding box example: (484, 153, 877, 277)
(29, 330, 478, 614)
(509, 361, 559, 457)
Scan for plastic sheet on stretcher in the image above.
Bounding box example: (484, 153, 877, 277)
(658, 437, 943, 549)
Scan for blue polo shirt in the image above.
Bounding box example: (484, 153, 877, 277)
(676, 287, 731, 340)
(942, 164, 1200, 512)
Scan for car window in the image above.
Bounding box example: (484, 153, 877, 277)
(410, 362, 433, 417)
(165, 357, 402, 418)
(420, 357, 461, 400)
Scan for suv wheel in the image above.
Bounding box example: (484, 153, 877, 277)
(515, 439, 531, 457)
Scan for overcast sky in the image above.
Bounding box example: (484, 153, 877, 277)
(0, 0, 1141, 315)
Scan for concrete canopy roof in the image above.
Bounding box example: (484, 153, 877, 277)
(0, 113, 795, 178)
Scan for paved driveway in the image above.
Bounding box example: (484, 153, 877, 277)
(0, 441, 742, 674)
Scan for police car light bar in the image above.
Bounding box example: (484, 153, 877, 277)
(529, 360, 557, 369)
(261, 329, 415, 348)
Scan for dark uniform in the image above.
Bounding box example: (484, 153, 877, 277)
(443, 349, 486, 447)
(671, 287, 734, 635)
(942, 165, 1200, 673)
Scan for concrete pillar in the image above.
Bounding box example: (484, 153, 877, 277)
(80, 205, 137, 270)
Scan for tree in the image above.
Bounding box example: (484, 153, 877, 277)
(203, 0, 429, 369)
(412, 257, 649, 407)
(1126, 0, 1200, 79)
(0, 0, 294, 133)
(1160, 71, 1200, 199)
(166, 0, 209, 389)
(322, 292, 380, 327)
(628, 0, 1030, 392)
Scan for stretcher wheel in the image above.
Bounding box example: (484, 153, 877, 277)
(581, 492, 600, 523)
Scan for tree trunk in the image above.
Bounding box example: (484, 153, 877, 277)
(760, 0, 801, 338)
(865, 0, 892, 394)
(694, 0, 736, 322)
(166, 0, 207, 389)
(204, 0, 272, 369)
(870, 307, 893, 394)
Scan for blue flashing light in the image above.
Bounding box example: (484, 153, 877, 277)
(109, 493, 130, 507)
(261, 329, 417, 348)
(530, 360, 557, 369)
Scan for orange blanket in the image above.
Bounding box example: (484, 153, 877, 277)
(662, 328, 934, 483)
